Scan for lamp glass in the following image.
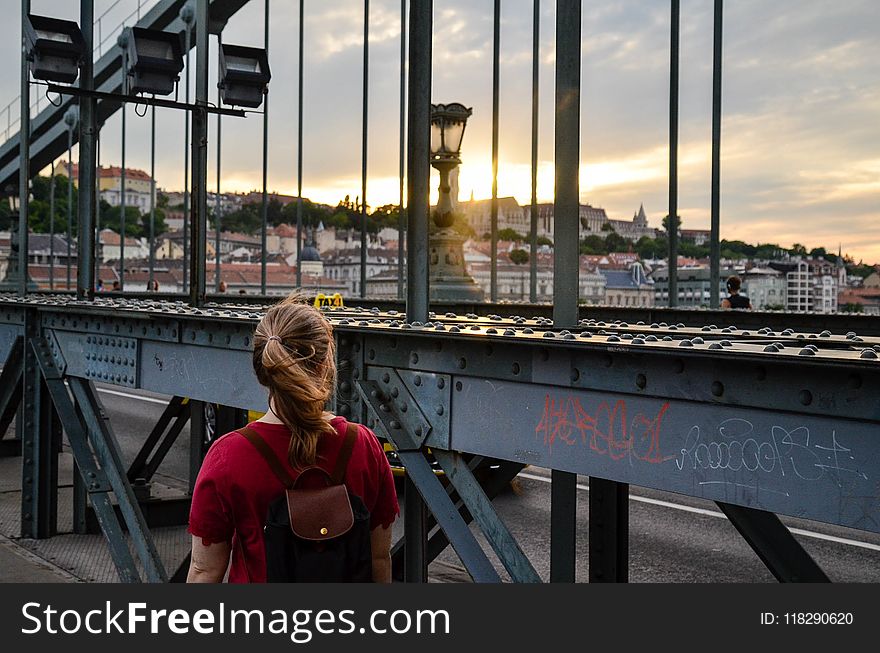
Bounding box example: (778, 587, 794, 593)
(430, 122, 443, 157)
(444, 120, 465, 155)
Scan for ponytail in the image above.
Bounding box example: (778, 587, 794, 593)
(252, 294, 337, 469)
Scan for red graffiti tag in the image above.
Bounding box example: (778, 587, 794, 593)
(535, 395, 671, 464)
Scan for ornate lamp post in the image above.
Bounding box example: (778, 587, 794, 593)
(428, 102, 483, 301)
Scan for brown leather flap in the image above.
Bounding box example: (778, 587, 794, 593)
(287, 483, 354, 541)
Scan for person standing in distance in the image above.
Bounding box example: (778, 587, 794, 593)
(721, 275, 752, 310)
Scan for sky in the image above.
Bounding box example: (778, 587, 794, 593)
(1, 0, 878, 262)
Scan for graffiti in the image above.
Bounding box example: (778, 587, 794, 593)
(535, 395, 672, 464)
(676, 418, 868, 488)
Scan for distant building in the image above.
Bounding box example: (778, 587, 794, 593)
(606, 204, 657, 241)
(862, 270, 880, 288)
(681, 229, 712, 246)
(769, 258, 845, 313)
(601, 263, 655, 307)
(651, 266, 735, 307)
(26, 233, 76, 268)
(838, 289, 880, 315)
(61, 163, 155, 212)
(530, 202, 656, 242)
(158, 230, 261, 262)
(743, 267, 786, 310)
(322, 246, 401, 296)
(99, 229, 150, 263)
(463, 244, 605, 303)
(461, 196, 529, 237)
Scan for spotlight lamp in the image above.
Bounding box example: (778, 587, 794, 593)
(123, 27, 185, 96)
(218, 44, 271, 108)
(24, 14, 86, 84)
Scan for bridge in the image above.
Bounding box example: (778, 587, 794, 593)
(0, 0, 878, 583)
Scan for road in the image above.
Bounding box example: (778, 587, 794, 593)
(97, 385, 880, 583)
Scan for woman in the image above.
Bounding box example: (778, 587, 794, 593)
(721, 275, 752, 310)
(187, 294, 398, 582)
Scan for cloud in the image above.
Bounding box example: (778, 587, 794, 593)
(0, 0, 876, 261)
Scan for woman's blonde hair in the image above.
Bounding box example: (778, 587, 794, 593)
(252, 293, 337, 469)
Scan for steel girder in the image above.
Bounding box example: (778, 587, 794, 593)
(1, 296, 879, 581)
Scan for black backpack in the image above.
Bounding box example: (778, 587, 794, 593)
(239, 422, 373, 582)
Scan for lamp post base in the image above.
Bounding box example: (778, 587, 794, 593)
(428, 227, 484, 302)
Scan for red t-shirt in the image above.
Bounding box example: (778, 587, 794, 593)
(188, 418, 399, 583)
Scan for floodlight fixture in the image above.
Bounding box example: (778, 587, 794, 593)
(218, 44, 271, 108)
(24, 14, 86, 84)
(122, 26, 184, 96)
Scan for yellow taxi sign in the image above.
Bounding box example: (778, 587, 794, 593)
(314, 293, 344, 309)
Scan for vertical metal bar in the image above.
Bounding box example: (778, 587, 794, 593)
(67, 126, 73, 290)
(49, 160, 55, 290)
(397, 0, 406, 300)
(549, 0, 581, 582)
(529, 0, 539, 303)
(588, 477, 629, 582)
(183, 25, 191, 293)
(119, 66, 127, 291)
(404, 474, 427, 582)
(295, 0, 304, 289)
(18, 0, 31, 296)
(260, 0, 269, 296)
(93, 129, 100, 290)
(214, 33, 222, 293)
(403, 0, 430, 578)
(21, 311, 57, 538)
(667, 0, 680, 308)
(360, 0, 369, 299)
(189, 0, 209, 306)
(188, 400, 205, 494)
(550, 469, 576, 582)
(553, 0, 581, 328)
(149, 106, 156, 289)
(72, 464, 87, 534)
(490, 0, 500, 303)
(405, 0, 431, 324)
(709, 0, 723, 309)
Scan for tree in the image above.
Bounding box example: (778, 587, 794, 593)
(142, 207, 168, 237)
(604, 231, 628, 253)
(841, 303, 864, 313)
(100, 205, 144, 237)
(498, 228, 525, 242)
(789, 243, 808, 257)
(218, 203, 261, 234)
(509, 248, 529, 265)
(536, 235, 553, 247)
(662, 214, 681, 234)
(579, 235, 606, 255)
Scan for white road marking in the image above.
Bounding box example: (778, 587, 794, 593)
(517, 471, 880, 553)
(95, 387, 170, 406)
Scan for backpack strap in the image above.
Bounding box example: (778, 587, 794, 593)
(330, 422, 359, 486)
(238, 426, 295, 489)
